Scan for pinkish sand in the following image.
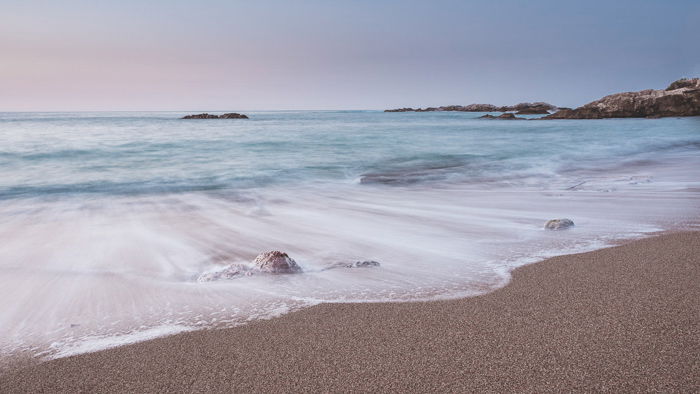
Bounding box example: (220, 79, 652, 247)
(1, 232, 698, 392)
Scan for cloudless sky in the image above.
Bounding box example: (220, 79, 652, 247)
(2, 0, 699, 111)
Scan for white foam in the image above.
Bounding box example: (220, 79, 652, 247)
(46, 325, 193, 360)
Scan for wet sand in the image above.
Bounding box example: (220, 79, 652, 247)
(2, 232, 699, 392)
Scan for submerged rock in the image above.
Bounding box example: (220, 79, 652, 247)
(479, 113, 526, 120)
(545, 218, 575, 230)
(322, 260, 382, 271)
(543, 78, 700, 119)
(182, 112, 249, 119)
(253, 251, 303, 274)
(197, 263, 250, 282)
(351, 260, 381, 268)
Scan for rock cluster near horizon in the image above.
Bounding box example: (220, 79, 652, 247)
(182, 113, 249, 119)
(479, 113, 526, 120)
(385, 102, 557, 113)
(544, 78, 700, 119)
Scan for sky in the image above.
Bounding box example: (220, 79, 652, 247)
(2, 0, 699, 111)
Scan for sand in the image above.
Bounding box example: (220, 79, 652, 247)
(1, 232, 698, 392)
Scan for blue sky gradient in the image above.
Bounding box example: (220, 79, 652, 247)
(2, 0, 699, 110)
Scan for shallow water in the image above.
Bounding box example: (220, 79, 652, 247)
(1, 111, 699, 359)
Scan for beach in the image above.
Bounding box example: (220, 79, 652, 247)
(2, 231, 698, 392)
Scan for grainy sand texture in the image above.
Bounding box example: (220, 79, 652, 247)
(1, 232, 698, 393)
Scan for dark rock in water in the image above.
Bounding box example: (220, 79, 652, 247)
(543, 78, 700, 119)
(182, 113, 249, 119)
(384, 108, 416, 112)
(253, 251, 302, 274)
(351, 260, 381, 268)
(479, 113, 526, 120)
(219, 113, 249, 119)
(544, 218, 575, 230)
(182, 113, 219, 119)
(197, 263, 250, 282)
(496, 113, 520, 120)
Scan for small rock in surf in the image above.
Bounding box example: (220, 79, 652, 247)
(253, 251, 303, 274)
(544, 218, 575, 230)
(351, 260, 381, 268)
(197, 264, 250, 282)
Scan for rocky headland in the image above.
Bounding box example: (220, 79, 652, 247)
(544, 78, 700, 119)
(385, 78, 700, 119)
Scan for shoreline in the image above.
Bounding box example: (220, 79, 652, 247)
(2, 231, 698, 392)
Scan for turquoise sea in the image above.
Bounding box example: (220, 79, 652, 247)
(1, 111, 699, 358)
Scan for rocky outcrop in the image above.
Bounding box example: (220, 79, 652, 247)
(182, 113, 249, 119)
(544, 218, 575, 230)
(385, 102, 557, 113)
(253, 251, 302, 274)
(479, 113, 526, 120)
(544, 78, 700, 119)
(197, 251, 302, 282)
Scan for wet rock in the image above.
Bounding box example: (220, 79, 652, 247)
(384, 108, 416, 112)
(543, 78, 700, 119)
(351, 260, 381, 268)
(479, 113, 526, 120)
(197, 264, 250, 282)
(219, 113, 249, 119)
(545, 218, 575, 230)
(253, 251, 302, 274)
(182, 112, 249, 119)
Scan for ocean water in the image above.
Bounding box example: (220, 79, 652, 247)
(1, 111, 699, 359)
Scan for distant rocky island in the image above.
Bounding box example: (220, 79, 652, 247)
(182, 113, 249, 119)
(385, 102, 556, 114)
(385, 78, 700, 119)
(544, 78, 700, 119)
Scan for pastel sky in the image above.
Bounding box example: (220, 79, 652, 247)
(2, 0, 699, 111)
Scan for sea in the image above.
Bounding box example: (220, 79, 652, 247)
(1, 110, 698, 360)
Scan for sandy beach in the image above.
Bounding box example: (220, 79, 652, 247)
(1, 231, 698, 392)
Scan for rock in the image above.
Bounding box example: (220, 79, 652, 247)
(544, 218, 575, 230)
(384, 108, 416, 112)
(479, 113, 526, 120)
(197, 263, 250, 282)
(182, 113, 249, 119)
(543, 78, 700, 119)
(219, 113, 249, 119)
(385, 102, 557, 113)
(182, 113, 219, 119)
(253, 251, 302, 274)
(351, 260, 381, 268)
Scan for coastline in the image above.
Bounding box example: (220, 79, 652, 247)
(2, 231, 698, 392)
